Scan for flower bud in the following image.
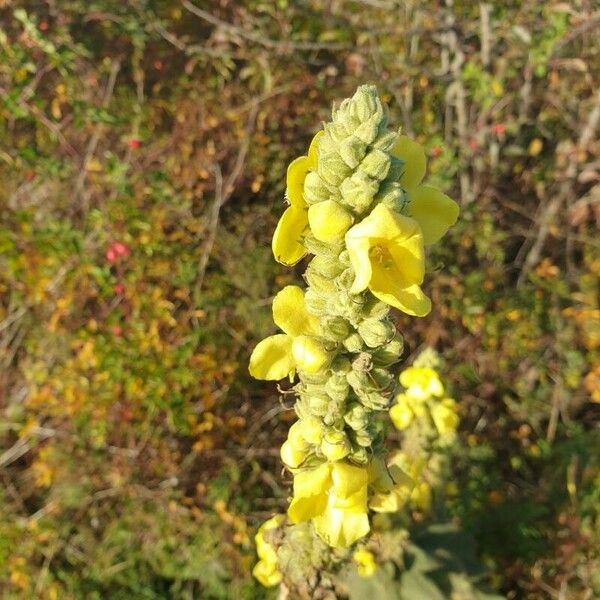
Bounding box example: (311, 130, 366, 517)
(320, 430, 351, 461)
(344, 402, 370, 431)
(325, 372, 350, 402)
(376, 181, 407, 213)
(372, 333, 404, 367)
(288, 421, 311, 452)
(359, 149, 391, 181)
(303, 171, 331, 204)
(298, 415, 324, 445)
(309, 254, 345, 279)
(280, 440, 306, 468)
(350, 447, 369, 464)
(354, 428, 374, 447)
(321, 316, 352, 341)
(308, 201, 353, 243)
(303, 289, 328, 316)
(292, 336, 331, 374)
(339, 135, 368, 169)
(319, 152, 352, 187)
(339, 172, 379, 214)
(343, 332, 363, 353)
(304, 266, 337, 294)
(353, 112, 382, 145)
(358, 318, 395, 348)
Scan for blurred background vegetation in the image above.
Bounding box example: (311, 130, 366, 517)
(0, 1, 599, 598)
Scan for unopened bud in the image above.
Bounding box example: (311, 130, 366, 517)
(303, 171, 330, 205)
(372, 333, 404, 367)
(343, 332, 363, 353)
(280, 440, 306, 469)
(344, 403, 369, 431)
(308, 201, 353, 243)
(339, 171, 379, 214)
(360, 149, 391, 181)
(358, 318, 395, 348)
(321, 316, 352, 341)
(292, 336, 331, 374)
(298, 415, 324, 445)
(339, 135, 368, 169)
(320, 430, 351, 461)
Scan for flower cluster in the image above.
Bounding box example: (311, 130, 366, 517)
(249, 85, 459, 573)
(390, 363, 459, 441)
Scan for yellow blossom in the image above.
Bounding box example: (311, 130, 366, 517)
(368, 456, 414, 513)
(249, 286, 320, 380)
(353, 548, 377, 577)
(392, 135, 459, 245)
(399, 366, 444, 400)
(253, 515, 284, 587)
(308, 200, 354, 242)
(430, 398, 459, 435)
(345, 204, 431, 316)
(288, 461, 370, 548)
(272, 132, 323, 265)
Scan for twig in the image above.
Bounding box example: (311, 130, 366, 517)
(182, 1, 349, 52)
(479, 3, 491, 68)
(73, 60, 121, 207)
(195, 102, 258, 293)
(517, 87, 600, 286)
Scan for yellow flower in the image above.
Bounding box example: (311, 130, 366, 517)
(430, 398, 459, 435)
(353, 548, 377, 577)
(399, 366, 444, 400)
(392, 135, 459, 245)
(272, 132, 323, 265)
(389, 395, 415, 430)
(249, 286, 321, 380)
(308, 200, 354, 243)
(345, 203, 431, 316)
(368, 456, 414, 513)
(253, 514, 284, 587)
(288, 461, 370, 548)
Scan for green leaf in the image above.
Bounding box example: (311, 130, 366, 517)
(400, 569, 445, 600)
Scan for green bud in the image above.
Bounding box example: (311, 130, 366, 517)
(321, 316, 352, 341)
(359, 148, 391, 181)
(339, 171, 379, 214)
(309, 254, 345, 279)
(350, 447, 370, 464)
(358, 318, 395, 348)
(361, 390, 392, 410)
(386, 156, 405, 181)
(302, 235, 343, 258)
(339, 135, 368, 169)
(325, 371, 350, 402)
(343, 332, 364, 353)
(303, 171, 330, 205)
(361, 297, 390, 320)
(372, 130, 398, 152)
(319, 152, 352, 187)
(320, 430, 351, 461)
(353, 112, 383, 145)
(354, 428, 374, 447)
(304, 266, 337, 294)
(344, 402, 370, 431)
(372, 333, 404, 367)
(376, 181, 406, 213)
(307, 394, 330, 417)
(303, 288, 328, 316)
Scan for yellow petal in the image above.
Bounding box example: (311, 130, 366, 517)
(331, 462, 369, 498)
(369, 270, 431, 317)
(249, 334, 294, 380)
(409, 185, 459, 245)
(392, 135, 426, 190)
(313, 499, 370, 548)
(280, 440, 307, 468)
(272, 285, 319, 337)
(353, 549, 377, 577)
(288, 463, 331, 522)
(253, 559, 282, 587)
(345, 204, 426, 297)
(390, 400, 414, 430)
(286, 156, 310, 208)
(272, 206, 308, 266)
(307, 131, 324, 166)
(399, 367, 444, 398)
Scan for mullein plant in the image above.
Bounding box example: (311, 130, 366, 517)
(249, 85, 459, 589)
